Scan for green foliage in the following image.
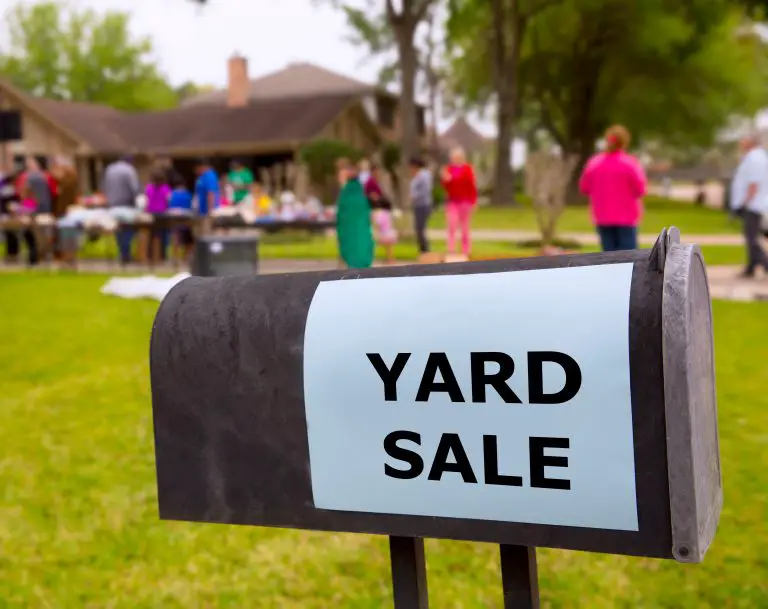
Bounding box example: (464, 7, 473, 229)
(299, 139, 364, 183)
(444, 0, 495, 109)
(0, 1, 178, 111)
(174, 81, 216, 102)
(381, 141, 402, 174)
(299, 139, 364, 202)
(448, 0, 768, 154)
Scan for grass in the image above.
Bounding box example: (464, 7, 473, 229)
(6, 233, 752, 267)
(431, 196, 742, 235)
(0, 274, 766, 608)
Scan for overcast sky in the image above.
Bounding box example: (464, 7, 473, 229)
(0, 0, 498, 133)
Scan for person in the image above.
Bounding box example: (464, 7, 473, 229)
(730, 133, 768, 278)
(49, 157, 79, 263)
(335, 158, 374, 269)
(227, 159, 254, 206)
(157, 156, 182, 186)
(49, 156, 77, 218)
(168, 177, 194, 263)
(250, 182, 273, 215)
(16, 157, 56, 263)
(194, 159, 220, 231)
(18, 157, 53, 215)
(363, 164, 385, 207)
(409, 157, 433, 254)
(372, 198, 398, 264)
(441, 147, 477, 256)
(358, 158, 372, 186)
(579, 125, 647, 251)
(694, 179, 707, 206)
(662, 176, 672, 198)
(1, 164, 25, 263)
(102, 155, 140, 264)
(144, 169, 171, 264)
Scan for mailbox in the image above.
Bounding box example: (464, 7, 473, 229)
(150, 228, 720, 594)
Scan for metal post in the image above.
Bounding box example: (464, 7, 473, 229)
(500, 545, 540, 609)
(389, 536, 429, 608)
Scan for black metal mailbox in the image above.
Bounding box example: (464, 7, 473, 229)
(150, 229, 721, 606)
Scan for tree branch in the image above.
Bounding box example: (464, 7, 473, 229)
(414, 0, 435, 23)
(385, 0, 398, 22)
(522, 0, 562, 18)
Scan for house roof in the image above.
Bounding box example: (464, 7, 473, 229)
(6, 81, 360, 154)
(111, 94, 359, 153)
(439, 117, 489, 154)
(33, 98, 127, 152)
(181, 62, 379, 108)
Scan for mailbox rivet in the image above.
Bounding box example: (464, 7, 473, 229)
(678, 546, 690, 558)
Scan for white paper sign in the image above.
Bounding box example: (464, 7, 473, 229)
(303, 264, 638, 531)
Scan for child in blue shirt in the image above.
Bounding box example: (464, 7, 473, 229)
(169, 178, 194, 263)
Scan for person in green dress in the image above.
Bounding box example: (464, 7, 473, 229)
(336, 158, 374, 269)
(227, 159, 254, 205)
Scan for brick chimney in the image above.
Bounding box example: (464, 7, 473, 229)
(227, 53, 249, 108)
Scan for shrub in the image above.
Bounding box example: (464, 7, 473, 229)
(298, 139, 364, 202)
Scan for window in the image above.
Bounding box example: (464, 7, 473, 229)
(376, 96, 396, 129)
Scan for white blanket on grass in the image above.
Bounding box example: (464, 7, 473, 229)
(100, 273, 190, 302)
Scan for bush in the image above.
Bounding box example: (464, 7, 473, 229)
(298, 139, 365, 202)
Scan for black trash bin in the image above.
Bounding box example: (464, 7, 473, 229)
(191, 234, 259, 276)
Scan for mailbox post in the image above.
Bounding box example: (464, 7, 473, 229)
(150, 228, 721, 607)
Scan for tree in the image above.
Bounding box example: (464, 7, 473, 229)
(332, 0, 437, 205)
(0, 1, 178, 111)
(525, 0, 768, 199)
(175, 81, 216, 102)
(447, 0, 562, 205)
(524, 150, 577, 247)
(450, 0, 768, 202)
(447, 0, 561, 205)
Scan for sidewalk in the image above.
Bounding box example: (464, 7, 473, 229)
(4, 258, 766, 301)
(427, 229, 744, 246)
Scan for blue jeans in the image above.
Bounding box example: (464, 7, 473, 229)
(597, 226, 637, 251)
(115, 227, 134, 264)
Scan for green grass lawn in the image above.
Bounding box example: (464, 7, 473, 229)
(74, 229, 748, 266)
(434, 196, 741, 235)
(0, 274, 766, 608)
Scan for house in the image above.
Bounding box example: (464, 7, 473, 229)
(0, 55, 427, 193)
(183, 58, 427, 145)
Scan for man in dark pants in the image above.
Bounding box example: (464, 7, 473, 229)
(409, 157, 433, 254)
(102, 155, 140, 265)
(731, 134, 768, 278)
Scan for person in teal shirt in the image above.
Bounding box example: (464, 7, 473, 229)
(227, 159, 254, 205)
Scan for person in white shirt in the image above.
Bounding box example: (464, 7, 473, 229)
(730, 133, 768, 277)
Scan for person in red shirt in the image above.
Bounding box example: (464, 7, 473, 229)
(441, 147, 478, 256)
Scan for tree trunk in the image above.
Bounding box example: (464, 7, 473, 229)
(494, 96, 516, 205)
(428, 76, 440, 159)
(565, 141, 594, 205)
(490, 0, 522, 206)
(397, 32, 419, 208)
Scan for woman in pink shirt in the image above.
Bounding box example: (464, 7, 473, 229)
(579, 125, 647, 251)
